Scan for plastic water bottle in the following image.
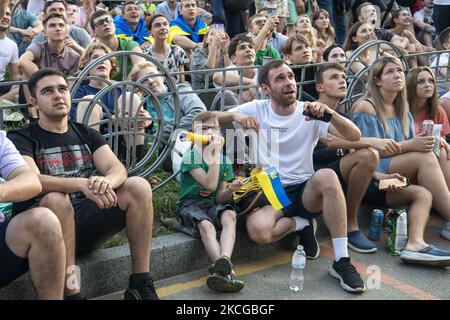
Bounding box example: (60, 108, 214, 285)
(289, 245, 306, 292)
(395, 209, 408, 252)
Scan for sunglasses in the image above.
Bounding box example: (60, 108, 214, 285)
(93, 16, 113, 27)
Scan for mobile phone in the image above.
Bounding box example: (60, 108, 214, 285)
(302, 110, 333, 122)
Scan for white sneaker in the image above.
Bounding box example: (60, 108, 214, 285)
(441, 223, 450, 241)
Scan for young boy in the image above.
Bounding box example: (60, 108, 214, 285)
(282, 35, 318, 100)
(431, 27, 450, 97)
(177, 111, 245, 293)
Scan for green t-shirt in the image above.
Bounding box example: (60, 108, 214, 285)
(113, 38, 140, 81)
(255, 45, 281, 65)
(177, 148, 234, 206)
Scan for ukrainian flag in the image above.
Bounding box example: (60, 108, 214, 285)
(255, 167, 291, 211)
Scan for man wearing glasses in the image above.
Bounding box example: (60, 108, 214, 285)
(89, 9, 145, 81)
(32, 0, 92, 56)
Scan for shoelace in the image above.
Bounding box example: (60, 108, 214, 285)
(139, 279, 158, 299)
(339, 262, 358, 276)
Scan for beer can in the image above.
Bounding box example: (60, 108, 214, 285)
(368, 209, 384, 241)
(421, 120, 434, 135)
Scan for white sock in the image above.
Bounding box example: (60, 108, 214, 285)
(293, 216, 309, 231)
(332, 237, 349, 262)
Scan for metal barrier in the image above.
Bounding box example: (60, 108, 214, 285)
(1, 44, 450, 190)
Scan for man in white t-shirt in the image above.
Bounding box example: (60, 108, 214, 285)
(0, 6, 20, 102)
(214, 60, 366, 293)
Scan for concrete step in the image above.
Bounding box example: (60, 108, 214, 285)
(0, 207, 372, 299)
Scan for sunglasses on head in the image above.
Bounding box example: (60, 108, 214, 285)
(94, 16, 113, 27)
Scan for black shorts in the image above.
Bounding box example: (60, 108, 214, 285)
(73, 198, 126, 256)
(0, 83, 12, 96)
(281, 180, 322, 219)
(176, 199, 236, 238)
(362, 180, 388, 208)
(0, 218, 29, 289)
(323, 159, 347, 193)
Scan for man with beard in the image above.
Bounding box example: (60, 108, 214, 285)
(213, 60, 367, 293)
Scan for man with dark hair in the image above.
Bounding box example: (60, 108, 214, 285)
(214, 60, 367, 293)
(212, 33, 258, 109)
(32, 0, 92, 56)
(8, 68, 158, 300)
(314, 63, 386, 253)
(19, 12, 80, 117)
(282, 35, 318, 100)
(90, 9, 144, 80)
(19, 13, 80, 79)
(114, 1, 150, 45)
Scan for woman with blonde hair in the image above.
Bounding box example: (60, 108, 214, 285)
(350, 57, 450, 257)
(293, 14, 322, 62)
(312, 9, 335, 48)
(406, 66, 450, 189)
(73, 42, 120, 125)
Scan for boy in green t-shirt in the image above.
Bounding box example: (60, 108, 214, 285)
(177, 111, 244, 293)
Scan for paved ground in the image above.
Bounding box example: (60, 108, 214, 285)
(95, 214, 450, 301)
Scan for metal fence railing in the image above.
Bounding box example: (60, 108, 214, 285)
(1, 43, 449, 189)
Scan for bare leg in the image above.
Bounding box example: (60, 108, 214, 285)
(39, 192, 79, 296)
(438, 147, 450, 191)
(117, 176, 153, 274)
(440, 98, 450, 123)
(246, 206, 295, 244)
(339, 148, 379, 232)
(302, 169, 347, 238)
(198, 220, 221, 262)
(386, 185, 431, 251)
(219, 210, 237, 258)
(76, 95, 103, 131)
(389, 151, 450, 221)
(6, 208, 65, 300)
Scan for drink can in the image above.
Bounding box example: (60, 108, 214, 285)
(368, 209, 384, 241)
(421, 120, 434, 135)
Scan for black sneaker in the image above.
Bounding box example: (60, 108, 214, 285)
(206, 274, 244, 293)
(124, 278, 159, 300)
(329, 257, 366, 293)
(65, 292, 87, 300)
(209, 255, 233, 276)
(297, 218, 320, 260)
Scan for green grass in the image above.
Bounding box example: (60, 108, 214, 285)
(103, 169, 180, 248)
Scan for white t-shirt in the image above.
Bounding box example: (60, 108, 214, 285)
(228, 99, 329, 185)
(0, 37, 19, 81)
(213, 64, 258, 88)
(26, 0, 44, 16)
(431, 52, 449, 97)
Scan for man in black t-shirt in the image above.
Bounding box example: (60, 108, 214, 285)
(314, 63, 398, 254)
(8, 68, 158, 301)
